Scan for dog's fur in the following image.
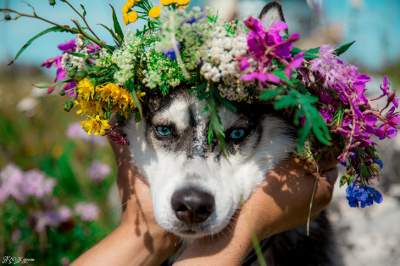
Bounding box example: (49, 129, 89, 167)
(124, 2, 338, 265)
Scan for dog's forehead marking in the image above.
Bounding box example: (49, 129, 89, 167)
(152, 97, 190, 130)
(218, 107, 240, 130)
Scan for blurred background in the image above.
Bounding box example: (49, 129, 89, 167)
(0, 0, 399, 265)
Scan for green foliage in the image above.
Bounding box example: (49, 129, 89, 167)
(292, 46, 320, 60)
(193, 83, 227, 152)
(125, 79, 143, 118)
(110, 4, 124, 46)
(9, 26, 67, 65)
(340, 173, 355, 187)
(0, 72, 117, 264)
(260, 86, 331, 151)
(332, 107, 344, 126)
(335, 41, 356, 56)
(251, 234, 267, 266)
(304, 47, 320, 60)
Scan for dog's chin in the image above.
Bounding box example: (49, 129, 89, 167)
(167, 213, 237, 240)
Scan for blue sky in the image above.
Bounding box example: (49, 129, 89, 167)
(0, 0, 399, 71)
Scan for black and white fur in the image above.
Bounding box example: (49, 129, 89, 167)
(124, 2, 338, 265)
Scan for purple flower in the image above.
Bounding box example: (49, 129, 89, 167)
(58, 39, 76, 52)
(34, 206, 72, 232)
(74, 202, 99, 221)
(0, 164, 26, 203)
(86, 43, 101, 54)
(63, 81, 77, 97)
(242, 17, 301, 86)
(380, 75, 390, 96)
(284, 52, 304, 78)
(41, 55, 66, 90)
(241, 72, 280, 83)
(346, 183, 383, 208)
(87, 161, 111, 183)
(22, 170, 55, 198)
(0, 165, 55, 203)
(239, 57, 250, 71)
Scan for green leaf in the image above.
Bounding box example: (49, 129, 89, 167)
(49, 0, 56, 6)
(99, 24, 122, 46)
(125, 80, 143, 118)
(208, 15, 218, 24)
(291, 47, 302, 55)
(260, 88, 282, 101)
(339, 174, 354, 187)
(335, 41, 356, 56)
(360, 165, 370, 178)
(297, 118, 312, 151)
(304, 47, 320, 60)
(34, 79, 71, 89)
(272, 70, 293, 85)
(110, 4, 124, 44)
(9, 26, 67, 65)
(251, 235, 267, 266)
(69, 52, 87, 58)
(206, 90, 226, 153)
(64, 100, 74, 112)
(80, 4, 87, 17)
(332, 107, 344, 126)
(274, 94, 297, 109)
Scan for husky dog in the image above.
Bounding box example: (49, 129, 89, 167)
(125, 2, 338, 265)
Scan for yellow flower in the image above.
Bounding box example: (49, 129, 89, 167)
(96, 83, 136, 112)
(75, 99, 102, 116)
(127, 0, 135, 8)
(81, 115, 110, 136)
(76, 79, 95, 100)
(124, 10, 138, 25)
(123, 14, 129, 25)
(160, 0, 174, 5)
(148, 6, 161, 18)
(123, 0, 135, 15)
(176, 0, 190, 6)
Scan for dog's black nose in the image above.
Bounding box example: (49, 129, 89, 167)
(171, 187, 214, 224)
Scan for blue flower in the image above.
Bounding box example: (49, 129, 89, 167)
(186, 16, 197, 24)
(374, 158, 384, 169)
(163, 49, 177, 61)
(162, 43, 181, 61)
(346, 183, 383, 208)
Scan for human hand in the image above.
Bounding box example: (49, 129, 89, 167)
(174, 157, 338, 266)
(72, 135, 179, 266)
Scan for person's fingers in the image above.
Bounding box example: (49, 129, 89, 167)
(323, 167, 339, 186)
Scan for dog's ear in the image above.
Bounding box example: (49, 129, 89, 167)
(259, 2, 286, 29)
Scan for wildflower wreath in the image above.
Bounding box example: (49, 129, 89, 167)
(2, 0, 399, 208)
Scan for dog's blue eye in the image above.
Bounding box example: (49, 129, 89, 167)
(155, 126, 173, 137)
(229, 128, 246, 141)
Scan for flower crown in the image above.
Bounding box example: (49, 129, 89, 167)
(2, 0, 399, 208)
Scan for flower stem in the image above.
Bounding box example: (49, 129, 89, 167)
(62, 0, 102, 42)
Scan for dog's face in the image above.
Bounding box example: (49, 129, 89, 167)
(124, 3, 295, 238)
(125, 91, 294, 238)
